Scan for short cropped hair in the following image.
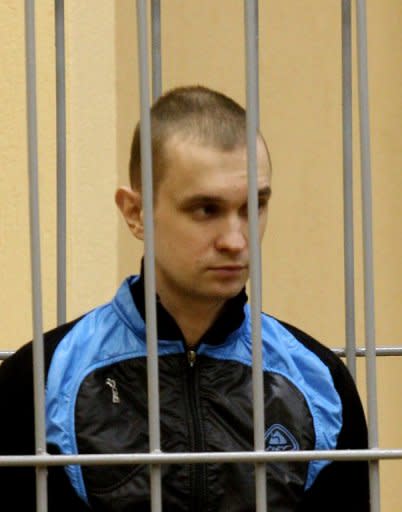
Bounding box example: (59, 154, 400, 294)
(129, 85, 265, 192)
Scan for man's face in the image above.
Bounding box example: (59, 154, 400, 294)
(151, 136, 271, 307)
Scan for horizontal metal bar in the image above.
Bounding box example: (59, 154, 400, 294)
(333, 347, 402, 357)
(1, 449, 402, 467)
(2, 347, 402, 362)
(0, 352, 14, 360)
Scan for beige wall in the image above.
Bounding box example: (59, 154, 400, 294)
(1, 1, 401, 509)
(0, 0, 119, 349)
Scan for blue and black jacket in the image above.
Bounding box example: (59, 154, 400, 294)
(0, 273, 369, 511)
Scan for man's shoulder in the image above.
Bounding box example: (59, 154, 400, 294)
(262, 314, 357, 397)
(1, 278, 136, 378)
(271, 317, 342, 365)
(0, 315, 86, 381)
(259, 313, 340, 364)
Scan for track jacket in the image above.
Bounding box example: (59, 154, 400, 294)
(0, 274, 369, 511)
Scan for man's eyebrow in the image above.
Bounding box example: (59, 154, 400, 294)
(179, 194, 225, 207)
(258, 186, 271, 198)
(180, 186, 271, 208)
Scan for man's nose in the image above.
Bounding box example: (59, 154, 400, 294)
(215, 217, 247, 252)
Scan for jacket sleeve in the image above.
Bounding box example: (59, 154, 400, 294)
(276, 320, 370, 511)
(297, 354, 370, 512)
(0, 342, 89, 512)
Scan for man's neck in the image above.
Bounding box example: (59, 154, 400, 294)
(157, 292, 226, 348)
(130, 263, 247, 347)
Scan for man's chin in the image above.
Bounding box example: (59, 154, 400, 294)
(203, 282, 245, 301)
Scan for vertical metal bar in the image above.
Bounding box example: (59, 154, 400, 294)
(244, 1, 267, 511)
(55, 0, 67, 325)
(341, 0, 357, 379)
(24, 1, 48, 511)
(355, 1, 380, 510)
(136, 1, 162, 510)
(151, 0, 162, 101)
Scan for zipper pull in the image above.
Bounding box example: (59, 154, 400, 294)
(187, 350, 197, 367)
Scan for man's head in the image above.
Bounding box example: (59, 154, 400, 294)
(116, 85, 272, 309)
(128, 85, 271, 195)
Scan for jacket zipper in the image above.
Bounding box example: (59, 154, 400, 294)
(185, 349, 207, 512)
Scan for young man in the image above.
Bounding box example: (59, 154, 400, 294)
(0, 86, 369, 511)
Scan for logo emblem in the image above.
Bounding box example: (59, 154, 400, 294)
(265, 424, 299, 451)
(105, 377, 120, 404)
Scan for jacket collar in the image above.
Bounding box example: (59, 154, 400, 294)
(129, 263, 247, 346)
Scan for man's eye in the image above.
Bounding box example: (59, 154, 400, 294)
(240, 200, 267, 218)
(193, 204, 218, 218)
(203, 205, 217, 215)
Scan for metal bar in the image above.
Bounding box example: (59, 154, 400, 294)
(1, 448, 402, 467)
(136, 1, 162, 511)
(0, 352, 15, 360)
(151, 0, 162, 101)
(333, 346, 402, 357)
(55, 0, 67, 325)
(4, 346, 402, 362)
(341, 0, 357, 379)
(24, 1, 48, 511)
(244, 1, 267, 511)
(356, 1, 380, 510)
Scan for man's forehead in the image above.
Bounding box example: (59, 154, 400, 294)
(156, 135, 271, 203)
(168, 163, 270, 205)
(165, 136, 270, 174)
(166, 132, 269, 157)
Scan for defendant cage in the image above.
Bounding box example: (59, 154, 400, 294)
(0, 1, 401, 512)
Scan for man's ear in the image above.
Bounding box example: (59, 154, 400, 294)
(115, 186, 144, 240)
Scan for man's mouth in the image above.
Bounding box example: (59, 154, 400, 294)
(209, 265, 247, 276)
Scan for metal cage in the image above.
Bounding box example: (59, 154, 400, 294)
(1, 2, 401, 511)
